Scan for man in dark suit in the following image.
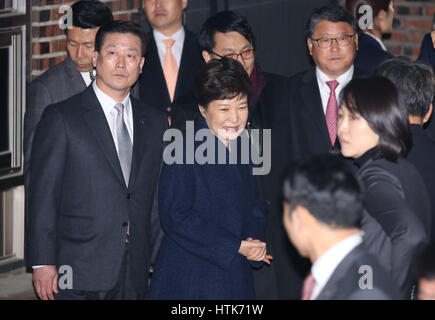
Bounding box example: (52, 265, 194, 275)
(283, 4, 360, 299)
(282, 154, 400, 300)
(288, 4, 360, 163)
(136, 0, 203, 128)
(27, 21, 167, 300)
(24, 1, 113, 191)
(376, 57, 435, 242)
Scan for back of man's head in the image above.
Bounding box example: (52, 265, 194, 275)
(71, 0, 113, 29)
(375, 57, 435, 119)
(283, 154, 364, 229)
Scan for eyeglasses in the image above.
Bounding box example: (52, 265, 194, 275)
(311, 34, 355, 48)
(210, 48, 255, 60)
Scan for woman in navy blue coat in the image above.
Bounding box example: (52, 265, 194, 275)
(148, 58, 271, 300)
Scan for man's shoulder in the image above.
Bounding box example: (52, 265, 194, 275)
(30, 58, 73, 86)
(287, 68, 315, 85)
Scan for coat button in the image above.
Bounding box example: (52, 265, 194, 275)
(122, 222, 128, 227)
(127, 193, 131, 199)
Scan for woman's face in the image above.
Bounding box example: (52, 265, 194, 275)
(338, 103, 380, 159)
(378, 1, 395, 34)
(199, 94, 249, 145)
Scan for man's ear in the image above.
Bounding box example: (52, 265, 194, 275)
(182, 0, 188, 10)
(307, 38, 313, 56)
(424, 103, 433, 124)
(92, 51, 99, 68)
(202, 50, 212, 63)
(139, 57, 145, 74)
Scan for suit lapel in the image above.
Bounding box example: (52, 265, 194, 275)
(146, 33, 171, 105)
(174, 31, 195, 101)
(81, 86, 126, 188)
(128, 97, 150, 189)
(300, 68, 332, 147)
(316, 245, 364, 300)
(65, 57, 87, 91)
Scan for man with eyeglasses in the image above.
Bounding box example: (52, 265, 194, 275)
(199, 10, 294, 300)
(283, 4, 361, 299)
(136, 0, 203, 129)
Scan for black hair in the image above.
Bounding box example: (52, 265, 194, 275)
(416, 243, 435, 281)
(198, 10, 256, 53)
(194, 57, 251, 108)
(95, 20, 147, 56)
(306, 4, 358, 39)
(341, 77, 412, 161)
(282, 154, 364, 229)
(70, 0, 113, 29)
(375, 56, 435, 118)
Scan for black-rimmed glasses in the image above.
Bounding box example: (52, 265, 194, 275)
(210, 48, 255, 60)
(311, 34, 356, 48)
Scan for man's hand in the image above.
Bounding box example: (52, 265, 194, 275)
(33, 265, 58, 300)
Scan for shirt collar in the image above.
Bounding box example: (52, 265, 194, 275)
(153, 26, 185, 44)
(311, 232, 363, 298)
(316, 65, 354, 91)
(92, 81, 131, 116)
(364, 31, 387, 52)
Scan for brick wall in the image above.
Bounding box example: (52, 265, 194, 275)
(385, 0, 435, 58)
(338, 0, 435, 59)
(30, 0, 142, 79)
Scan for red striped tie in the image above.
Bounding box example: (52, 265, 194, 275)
(326, 80, 339, 146)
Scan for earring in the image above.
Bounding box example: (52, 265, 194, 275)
(89, 67, 97, 81)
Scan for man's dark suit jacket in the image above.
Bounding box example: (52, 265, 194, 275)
(136, 30, 203, 123)
(287, 66, 360, 163)
(27, 85, 167, 296)
(316, 244, 400, 300)
(24, 57, 87, 193)
(354, 32, 392, 77)
(358, 156, 430, 298)
(418, 33, 435, 68)
(407, 124, 435, 242)
(282, 66, 363, 299)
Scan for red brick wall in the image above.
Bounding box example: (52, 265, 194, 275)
(30, 0, 142, 79)
(385, 0, 435, 58)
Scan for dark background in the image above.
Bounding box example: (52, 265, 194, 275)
(142, 0, 337, 78)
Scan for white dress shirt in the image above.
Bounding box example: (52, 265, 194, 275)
(80, 71, 93, 87)
(153, 27, 185, 69)
(309, 232, 364, 300)
(92, 80, 134, 149)
(316, 65, 354, 115)
(364, 31, 388, 52)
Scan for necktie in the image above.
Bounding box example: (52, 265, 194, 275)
(325, 80, 340, 146)
(114, 103, 133, 186)
(162, 38, 178, 102)
(301, 272, 316, 300)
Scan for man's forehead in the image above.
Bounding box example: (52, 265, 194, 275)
(313, 21, 354, 35)
(102, 34, 141, 50)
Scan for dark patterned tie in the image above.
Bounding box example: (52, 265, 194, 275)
(114, 103, 133, 186)
(326, 80, 339, 146)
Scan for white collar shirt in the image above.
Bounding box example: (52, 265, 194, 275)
(153, 27, 185, 69)
(92, 81, 134, 150)
(316, 65, 354, 115)
(310, 232, 364, 300)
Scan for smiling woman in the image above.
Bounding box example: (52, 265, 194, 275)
(149, 58, 271, 300)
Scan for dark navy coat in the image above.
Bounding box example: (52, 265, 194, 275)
(354, 32, 392, 77)
(149, 120, 267, 300)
